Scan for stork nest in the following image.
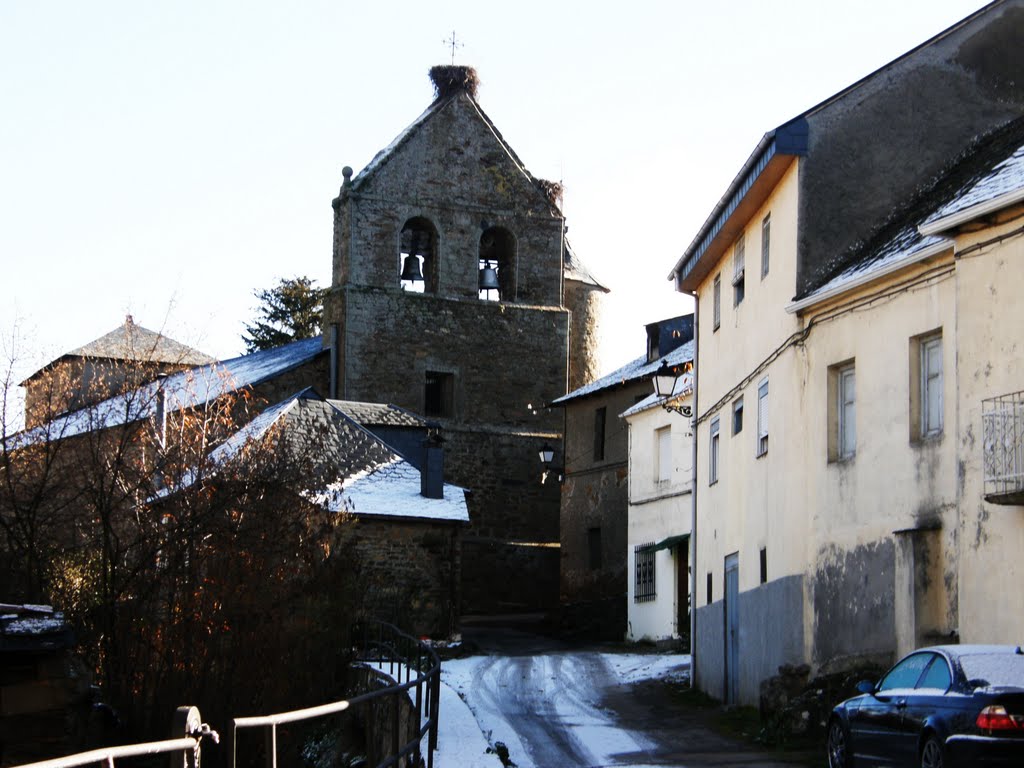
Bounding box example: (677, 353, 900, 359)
(538, 179, 563, 207)
(429, 65, 479, 100)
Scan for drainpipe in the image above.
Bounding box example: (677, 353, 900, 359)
(689, 290, 699, 690)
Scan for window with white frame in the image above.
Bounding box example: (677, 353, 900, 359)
(634, 544, 655, 602)
(756, 379, 768, 456)
(829, 362, 856, 461)
(709, 416, 720, 484)
(713, 274, 721, 330)
(761, 213, 771, 278)
(732, 236, 746, 306)
(918, 334, 943, 439)
(656, 425, 672, 483)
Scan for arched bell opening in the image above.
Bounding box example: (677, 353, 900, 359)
(479, 226, 516, 301)
(400, 217, 439, 293)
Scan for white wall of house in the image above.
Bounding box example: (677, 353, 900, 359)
(625, 392, 692, 642)
(953, 209, 1024, 644)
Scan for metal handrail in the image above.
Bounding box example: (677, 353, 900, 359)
(11, 707, 214, 768)
(229, 621, 441, 768)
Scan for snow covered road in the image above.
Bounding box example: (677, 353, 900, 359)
(434, 627, 691, 768)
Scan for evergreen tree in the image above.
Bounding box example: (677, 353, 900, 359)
(243, 276, 327, 352)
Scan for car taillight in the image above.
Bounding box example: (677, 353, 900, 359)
(977, 705, 1024, 731)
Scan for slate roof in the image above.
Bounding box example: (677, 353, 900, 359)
(328, 400, 426, 428)
(13, 337, 326, 446)
(552, 340, 694, 406)
(178, 389, 468, 523)
(22, 316, 214, 383)
(797, 117, 1024, 305)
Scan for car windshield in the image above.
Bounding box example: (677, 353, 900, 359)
(959, 654, 1024, 687)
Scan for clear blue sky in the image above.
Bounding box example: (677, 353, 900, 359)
(0, 0, 987, 386)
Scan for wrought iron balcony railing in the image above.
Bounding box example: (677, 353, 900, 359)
(983, 390, 1024, 504)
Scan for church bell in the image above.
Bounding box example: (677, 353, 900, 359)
(478, 260, 500, 291)
(401, 254, 424, 282)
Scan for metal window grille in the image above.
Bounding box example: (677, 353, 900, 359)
(983, 390, 1024, 499)
(634, 544, 656, 603)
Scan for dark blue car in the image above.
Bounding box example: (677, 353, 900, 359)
(827, 645, 1024, 767)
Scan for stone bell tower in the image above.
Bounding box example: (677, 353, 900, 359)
(323, 65, 605, 614)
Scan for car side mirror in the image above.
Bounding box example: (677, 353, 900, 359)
(856, 680, 877, 695)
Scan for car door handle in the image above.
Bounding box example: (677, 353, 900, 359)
(895, 700, 907, 709)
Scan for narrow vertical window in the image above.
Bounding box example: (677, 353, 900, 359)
(839, 365, 856, 459)
(921, 336, 943, 437)
(761, 213, 771, 278)
(828, 361, 857, 461)
(706, 571, 713, 605)
(732, 236, 745, 306)
(656, 425, 672, 483)
(759, 547, 768, 584)
(709, 416, 720, 484)
(732, 396, 744, 435)
(756, 379, 768, 456)
(593, 406, 607, 462)
(712, 274, 721, 331)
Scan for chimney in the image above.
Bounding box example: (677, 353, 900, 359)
(420, 423, 445, 500)
(428, 65, 479, 101)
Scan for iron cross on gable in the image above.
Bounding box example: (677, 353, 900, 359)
(443, 30, 463, 64)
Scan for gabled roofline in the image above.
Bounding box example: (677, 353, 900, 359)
(669, 0, 1006, 294)
(669, 120, 808, 291)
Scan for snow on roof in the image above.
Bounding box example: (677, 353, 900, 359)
(796, 121, 1024, 308)
(620, 372, 693, 419)
(317, 457, 469, 522)
(161, 389, 468, 523)
(552, 340, 694, 406)
(13, 338, 325, 447)
(328, 399, 426, 428)
(922, 140, 1024, 229)
(563, 238, 608, 292)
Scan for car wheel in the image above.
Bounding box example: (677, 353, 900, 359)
(920, 735, 943, 768)
(827, 718, 850, 768)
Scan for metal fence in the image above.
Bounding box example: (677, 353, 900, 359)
(982, 390, 1024, 499)
(10, 622, 441, 768)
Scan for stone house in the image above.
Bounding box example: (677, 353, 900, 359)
(622, 338, 693, 644)
(19, 316, 214, 428)
(668, 0, 1024, 705)
(551, 315, 692, 638)
(159, 387, 468, 637)
(322, 65, 605, 615)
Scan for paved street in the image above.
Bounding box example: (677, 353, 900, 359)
(438, 620, 818, 768)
